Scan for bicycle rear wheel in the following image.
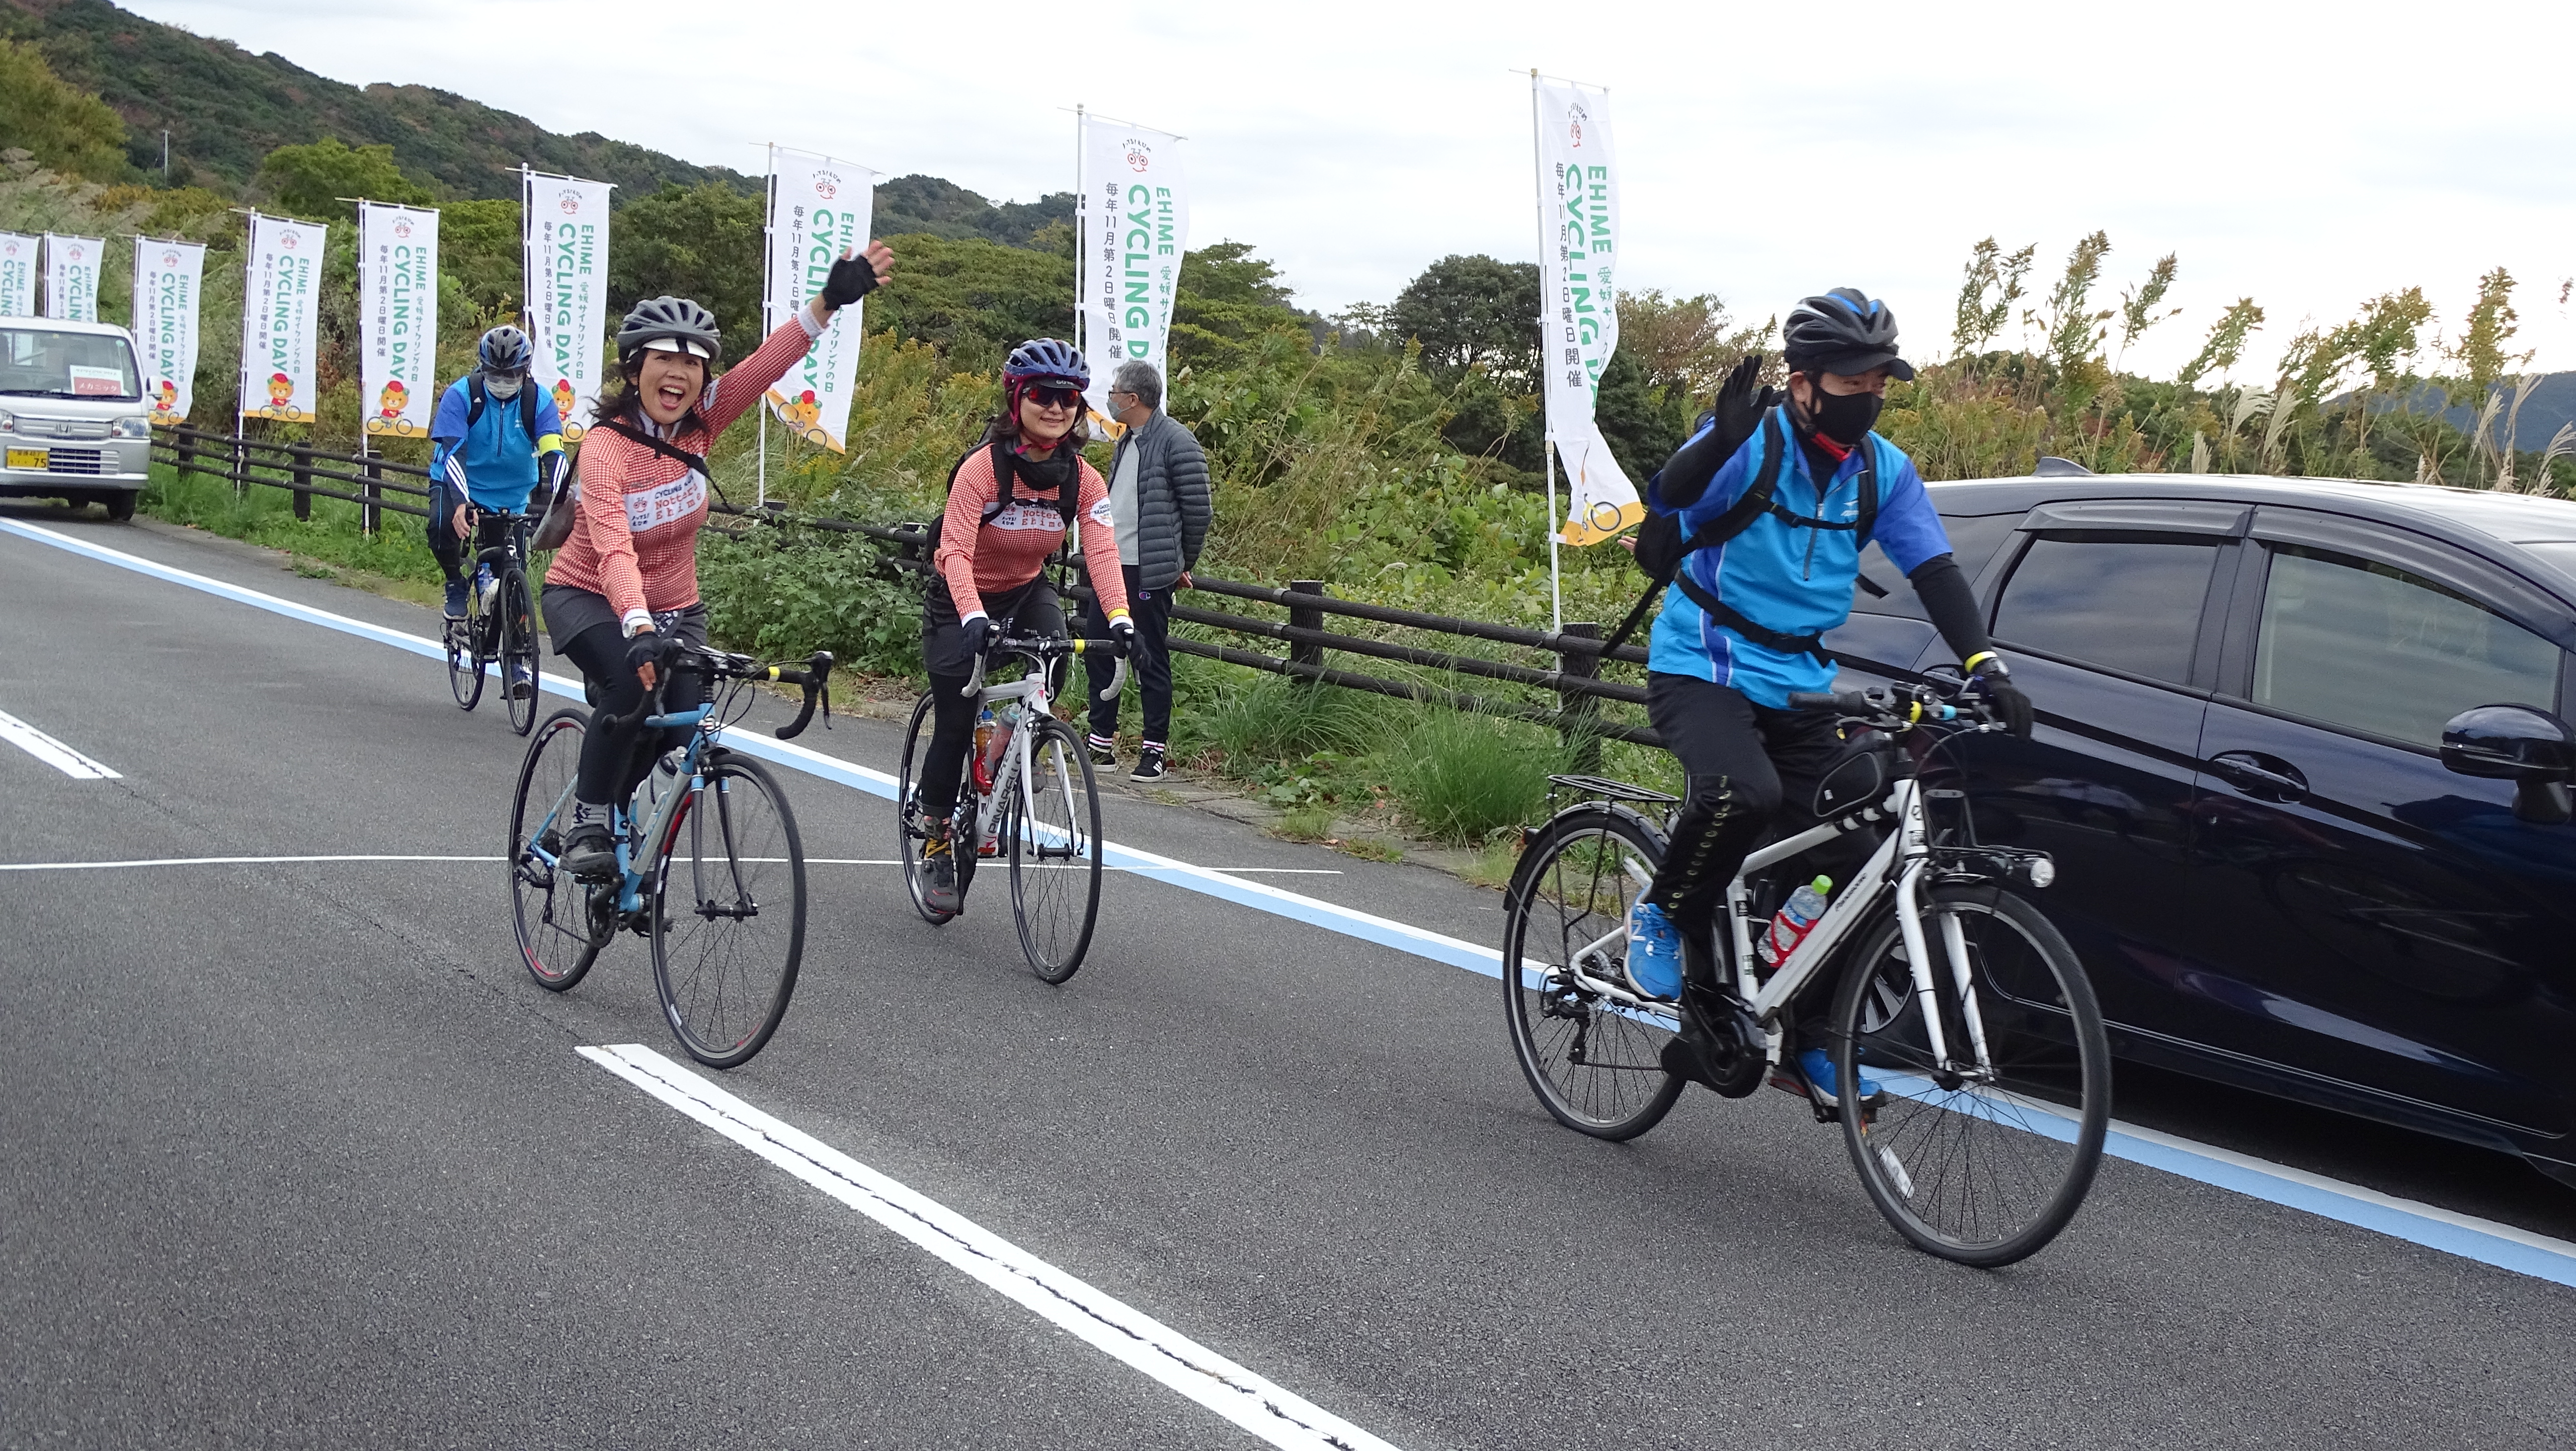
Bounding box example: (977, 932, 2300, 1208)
(1829, 884, 2109, 1267)
(501, 566, 541, 736)
(1005, 716, 1103, 984)
(447, 610, 484, 711)
(511, 708, 609, 990)
(651, 751, 806, 1069)
(1501, 806, 1686, 1140)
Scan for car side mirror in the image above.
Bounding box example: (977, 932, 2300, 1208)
(2441, 704, 2576, 825)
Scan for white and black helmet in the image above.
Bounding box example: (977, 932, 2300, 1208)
(616, 295, 722, 365)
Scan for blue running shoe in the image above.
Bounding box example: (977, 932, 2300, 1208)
(1625, 899, 1683, 999)
(443, 578, 469, 620)
(1797, 1047, 1884, 1106)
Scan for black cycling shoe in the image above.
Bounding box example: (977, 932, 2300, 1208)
(559, 822, 619, 882)
(920, 830, 962, 915)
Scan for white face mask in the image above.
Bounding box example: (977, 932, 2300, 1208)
(484, 373, 523, 400)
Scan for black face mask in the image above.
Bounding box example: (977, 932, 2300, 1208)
(1013, 439, 1077, 496)
(1805, 386, 1882, 447)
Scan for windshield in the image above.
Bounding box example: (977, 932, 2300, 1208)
(0, 326, 142, 401)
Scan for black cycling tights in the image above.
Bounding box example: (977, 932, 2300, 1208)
(1642, 672, 1868, 958)
(561, 623, 708, 806)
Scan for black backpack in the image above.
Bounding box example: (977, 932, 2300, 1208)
(1602, 411, 1881, 660)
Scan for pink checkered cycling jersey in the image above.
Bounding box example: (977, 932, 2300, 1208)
(933, 446, 1130, 621)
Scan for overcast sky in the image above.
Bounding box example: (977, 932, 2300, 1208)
(128, 0, 2576, 386)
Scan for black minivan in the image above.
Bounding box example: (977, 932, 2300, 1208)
(1823, 468, 2576, 1183)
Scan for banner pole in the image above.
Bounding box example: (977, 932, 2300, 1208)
(232, 211, 254, 501)
(1072, 105, 1085, 359)
(1528, 70, 1564, 633)
(758, 144, 774, 509)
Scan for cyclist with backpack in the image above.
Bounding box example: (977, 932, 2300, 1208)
(912, 338, 1135, 913)
(545, 242, 893, 882)
(1624, 288, 2034, 1098)
(429, 326, 568, 690)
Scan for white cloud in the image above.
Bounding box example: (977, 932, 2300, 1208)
(124, 0, 2576, 382)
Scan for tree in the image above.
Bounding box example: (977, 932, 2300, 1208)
(1385, 254, 1541, 382)
(1172, 241, 1309, 367)
(607, 182, 764, 362)
(1616, 288, 1771, 398)
(865, 232, 1075, 374)
(0, 40, 130, 183)
(254, 138, 431, 219)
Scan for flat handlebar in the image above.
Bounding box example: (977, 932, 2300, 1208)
(1789, 678, 1999, 732)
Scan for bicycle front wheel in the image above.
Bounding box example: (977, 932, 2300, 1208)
(1005, 716, 1103, 984)
(1829, 884, 2109, 1267)
(502, 566, 541, 736)
(1500, 806, 1685, 1140)
(651, 751, 806, 1069)
(447, 612, 484, 711)
(511, 708, 608, 990)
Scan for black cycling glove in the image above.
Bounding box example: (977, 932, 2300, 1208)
(1107, 614, 1137, 656)
(1655, 353, 1779, 510)
(820, 252, 882, 310)
(626, 631, 672, 683)
(960, 614, 1000, 659)
(1969, 656, 2035, 739)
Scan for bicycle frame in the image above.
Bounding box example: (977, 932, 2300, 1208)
(1551, 772, 1995, 1080)
(954, 640, 1127, 858)
(525, 701, 716, 914)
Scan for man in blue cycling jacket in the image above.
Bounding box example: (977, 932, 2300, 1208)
(429, 325, 568, 694)
(1627, 288, 2034, 1100)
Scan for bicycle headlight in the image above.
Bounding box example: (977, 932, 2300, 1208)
(2022, 856, 2056, 889)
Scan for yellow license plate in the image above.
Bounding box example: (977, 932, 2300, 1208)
(5, 447, 46, 471)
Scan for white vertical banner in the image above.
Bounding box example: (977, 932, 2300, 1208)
(1078, 115, 1188, 423)
(523, 169, 611, 440)
(41, 234, 104, 322)
(1533, 77, 1639, 546)
(0, 233, 34, 316)
(761, 148, 875, 451)
(358, 201, 440, 438)
(132, 237, 206, 425)
(237, 213, 325, 423)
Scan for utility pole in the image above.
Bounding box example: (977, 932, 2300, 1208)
(160, 129, 170, 181)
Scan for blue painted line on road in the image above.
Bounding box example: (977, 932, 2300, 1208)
(11, 512, 2576, 1290)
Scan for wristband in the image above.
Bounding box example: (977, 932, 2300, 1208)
(1962, 650, 2002, 675)
(1107, 607, 1132, 622)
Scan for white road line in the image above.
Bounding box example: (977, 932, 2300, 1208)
(0, 707, 120, 780)
(0, 853, 1340, 874)
(581, 1043, 1399, 1451)
(14, 514, 2576, 1290)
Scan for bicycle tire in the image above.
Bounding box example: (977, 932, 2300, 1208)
(1005, 715, 1103, 984)
(502, 565, 541, 736)
(650, 752, 806, 1069)
(896, 691, 970, 924)
(447, 611, 484, 712)
(1828, 884, 2109, 1267)
(510, 708, 608, 990)
(1501, 806, 1687, 1140)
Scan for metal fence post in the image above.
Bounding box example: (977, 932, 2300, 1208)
(1287, 580, 1326, 669)
(362, 453, 382, 535)
(1558, 622, 1603, 771)
(291, 444, 312, 521)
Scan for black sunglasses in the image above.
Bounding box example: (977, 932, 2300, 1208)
(1026, 384, 1085, 409)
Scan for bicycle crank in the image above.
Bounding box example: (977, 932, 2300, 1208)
(1664, 984, 1768, 1098)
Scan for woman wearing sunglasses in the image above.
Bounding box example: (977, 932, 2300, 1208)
(913, 337, 1134, 912)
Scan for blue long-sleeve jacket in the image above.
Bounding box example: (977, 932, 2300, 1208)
(428, 376, 565, 514)
(1645, 406, 1952, 707)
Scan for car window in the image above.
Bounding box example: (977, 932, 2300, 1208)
(2251, 545, 2562, 747)
(1852, 513, 2022, 619)
(0, 326, 141, 400)
(1991, 533, 2221, 684)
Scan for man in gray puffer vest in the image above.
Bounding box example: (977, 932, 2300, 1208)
(1081, 360, 1211, 781)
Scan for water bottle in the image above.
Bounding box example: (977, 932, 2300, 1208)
(970, 707, 997, 793)
(1757, 876, 1834, 974)
(474, 562, 497, 612)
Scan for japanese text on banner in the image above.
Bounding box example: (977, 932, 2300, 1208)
(132, 238, 206, 424)
(524, 171, 610, 440)
(0, 234, 37, 317)
(41, 234, 103, 323)
(237, 215, 324, 424)
(1078, 118, 1188, 428)
(761, 149, 873, 452)
(1533, 79, 1640, 546)
(360, 203, 440, 438)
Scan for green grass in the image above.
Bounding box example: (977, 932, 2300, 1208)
(1201, 674, 1395, 764)
(1377, 708, 1564, 845)
(141, 462, 455, 598)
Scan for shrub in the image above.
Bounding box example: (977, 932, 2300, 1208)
(1201, 675, 1390, 766)
(1379, 708, 1561, 844)
(697, 528, 923, 677)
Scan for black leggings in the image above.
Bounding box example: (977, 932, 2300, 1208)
(560, 622, 709, 805)
(1643, 672, 1865, 947)
(918, 580, 1066, 819)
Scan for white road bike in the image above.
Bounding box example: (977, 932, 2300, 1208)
(898, 633, 1128, 984)
(1501, 678, 2109, 1266)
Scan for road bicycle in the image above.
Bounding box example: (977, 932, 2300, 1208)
(444, 508, 544, 735)
(896, 633, 1128, 984)
(1500, 676, 2109, 1266)
(508, 642, 832, 1068)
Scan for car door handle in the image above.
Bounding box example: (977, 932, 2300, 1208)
(2207, 751, 2308, 801)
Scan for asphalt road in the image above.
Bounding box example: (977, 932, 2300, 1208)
(6, 505, 2576, 1450)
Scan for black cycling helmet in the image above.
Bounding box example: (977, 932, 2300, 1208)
(616, 296, 722, 365)
(1781, 288, 1914, 381)
(1002, 337, 1090, 389)
(477, 325, 533, 376)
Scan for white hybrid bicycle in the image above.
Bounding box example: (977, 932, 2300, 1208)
(1501, 676, 2109, 1266)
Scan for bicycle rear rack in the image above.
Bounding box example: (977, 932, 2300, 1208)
(1545, 773, 1680, 807)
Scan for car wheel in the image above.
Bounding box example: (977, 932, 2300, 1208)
(103, 490, 135, 523)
